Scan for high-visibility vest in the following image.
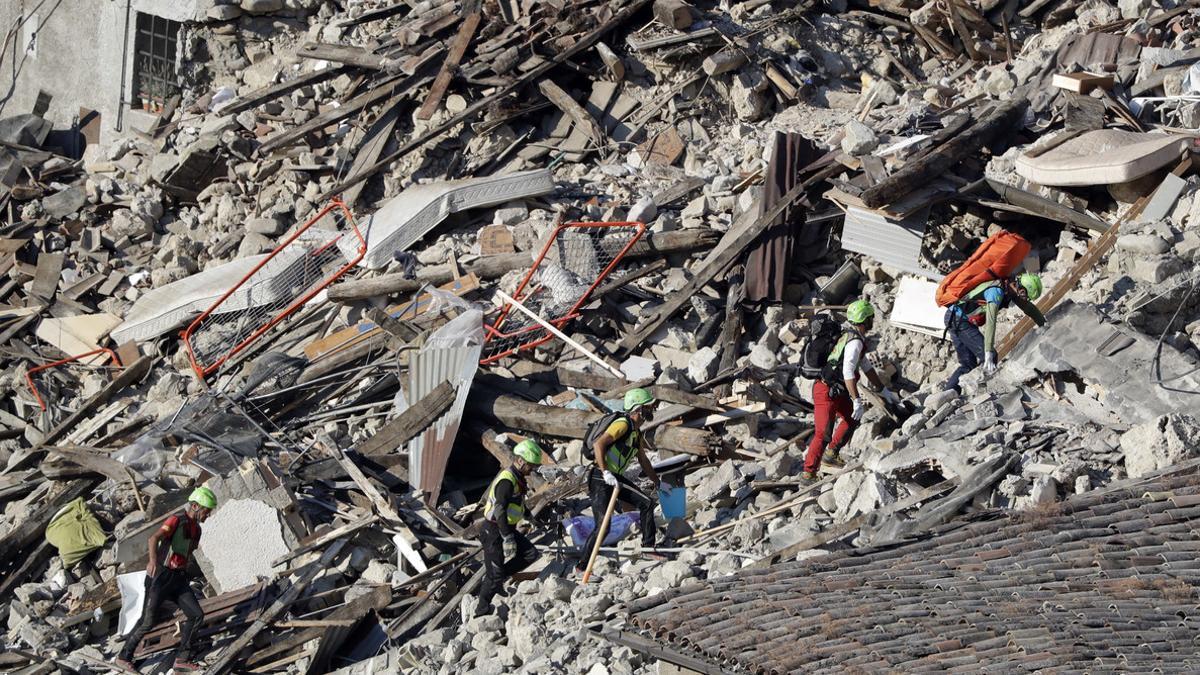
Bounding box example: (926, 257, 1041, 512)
(826, 330, 862, 367)
(484, 469, 524, 525)
(605, 426, 640, 475)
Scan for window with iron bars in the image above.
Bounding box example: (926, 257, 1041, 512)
(133, 12, 181, 112)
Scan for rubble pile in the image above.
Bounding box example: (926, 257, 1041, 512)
(2, 0, 1200, 672)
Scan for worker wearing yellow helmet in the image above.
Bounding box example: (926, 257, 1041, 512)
(477, 438, 544, 612)
(117, 486, 215, 672)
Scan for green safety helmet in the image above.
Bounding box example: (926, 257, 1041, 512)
(513, 439, 544, 465)
(624, 387, 656, 412)
(189, 486, 217, 510)
(846, 299, 875, 324)
(1017, 272, 1043, 301)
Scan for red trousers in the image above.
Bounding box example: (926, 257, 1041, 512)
(804, 380, 857, 473)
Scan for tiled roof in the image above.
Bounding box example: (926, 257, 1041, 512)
(628, 464, 1200, 674)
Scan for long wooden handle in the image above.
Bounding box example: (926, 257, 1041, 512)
(582, 484, 620, 584)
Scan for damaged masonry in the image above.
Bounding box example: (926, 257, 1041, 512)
(3, 0, 1200, 673)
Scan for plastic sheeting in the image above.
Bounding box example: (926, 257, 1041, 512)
(45, 497, 107, 566)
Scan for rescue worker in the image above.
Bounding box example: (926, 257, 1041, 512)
(115, 487, 215, 672)
(802, 300, 898, 480)
(943, 272, 1043, 394)
(577, 388, 666, 573)
(477, 439, 543, 612)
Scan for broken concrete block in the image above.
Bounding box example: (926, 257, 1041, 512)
(840, 121, 878, 156)
(627, 196, 656, 224)
(208, 4, 243, 20)
(241, 0, 284, 13)
(195, 498, 290, 593)
(1130, 255, 1184, 284)
(42, 187, 89, 219)
(1121, 413, 1200, 478)
(493, 201, 529, 226)
(748, 341, 778, 370)
(832, 470, 894, 521)
(732, 68, 768, 122)
(1117, 233, 1170, 255)
(620, 355, 658, 381)
(687, 346, 719, 384)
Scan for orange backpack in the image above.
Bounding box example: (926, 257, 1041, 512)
(935, 231, 1031, 307)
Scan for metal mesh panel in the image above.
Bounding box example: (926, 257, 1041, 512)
(481, 221, 645, 364)
(182, 200, 366, 378)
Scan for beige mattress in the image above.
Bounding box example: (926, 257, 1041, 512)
(1014, 130, 1189, 187)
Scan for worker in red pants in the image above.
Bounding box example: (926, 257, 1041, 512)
(802, 300, 897, 480)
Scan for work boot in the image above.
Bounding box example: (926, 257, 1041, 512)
(800, 470, 818, 482)
(172, 658, 200, 672)
(825, 448, 843, 466)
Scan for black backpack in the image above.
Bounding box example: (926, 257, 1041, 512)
(800, 314, 855, 383)
(582, 411, 628, 467)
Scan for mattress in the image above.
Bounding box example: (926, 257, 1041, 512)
(1014, 129, 1189, 187)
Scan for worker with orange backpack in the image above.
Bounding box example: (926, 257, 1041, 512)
(943, 272, 1042, 393)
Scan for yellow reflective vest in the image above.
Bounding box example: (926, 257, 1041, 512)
(484, 468, 525, 526)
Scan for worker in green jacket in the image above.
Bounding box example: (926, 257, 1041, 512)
(944, 272, 1042, 393)
(477, 439, 543, 612)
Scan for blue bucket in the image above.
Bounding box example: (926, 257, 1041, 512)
(659, 485, 686, 520)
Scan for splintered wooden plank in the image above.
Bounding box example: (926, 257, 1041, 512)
(31, 252, 64, 300)
(303, 274, 479, 361)
(416, 9, 482, 120)
(341, 98, 402, 207)
(356, 381, 455, 457)
(297, 42, 391, 70)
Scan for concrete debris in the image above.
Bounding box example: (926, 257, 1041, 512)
(4, 0, 1200, 673)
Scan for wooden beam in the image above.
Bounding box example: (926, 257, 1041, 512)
(986, 179, 1110, 233)
(272, 514, 379, 567)
(327, 229, 716, 303)
(416, 8, 482, 120)
(859, 98, 1027, 209)
(617, 181, 815, 355)
(244, 583, 390, 667)
(357, 381, 455, 456)
(318, 0, 655, 202)
(537, 79, 606, 150)
(341, 98, 403, 208)
(296, 42, 391, 69)
(470, 390, 719, 456)
(220, 66, 349, 117)
(257, 73, 412, 155)
(998, 195, 1148, 358)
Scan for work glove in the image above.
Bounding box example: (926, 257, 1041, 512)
(602, 470, 618, 487)
(983, 351, 998, 375)
(851, 398, 865, 422)
(658, 481, 671, 493)
(880, 387, 900, 407)
(503, 535, 517, 560)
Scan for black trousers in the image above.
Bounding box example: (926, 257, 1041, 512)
(580, 468, 656, 566)
(119, 568, 204, 661)
(477, 520, 538, 608)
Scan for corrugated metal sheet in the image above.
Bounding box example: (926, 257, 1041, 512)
(343, 169, 555, 269)
(842, 205, 941, 280)
(405, 311, 482, 504)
